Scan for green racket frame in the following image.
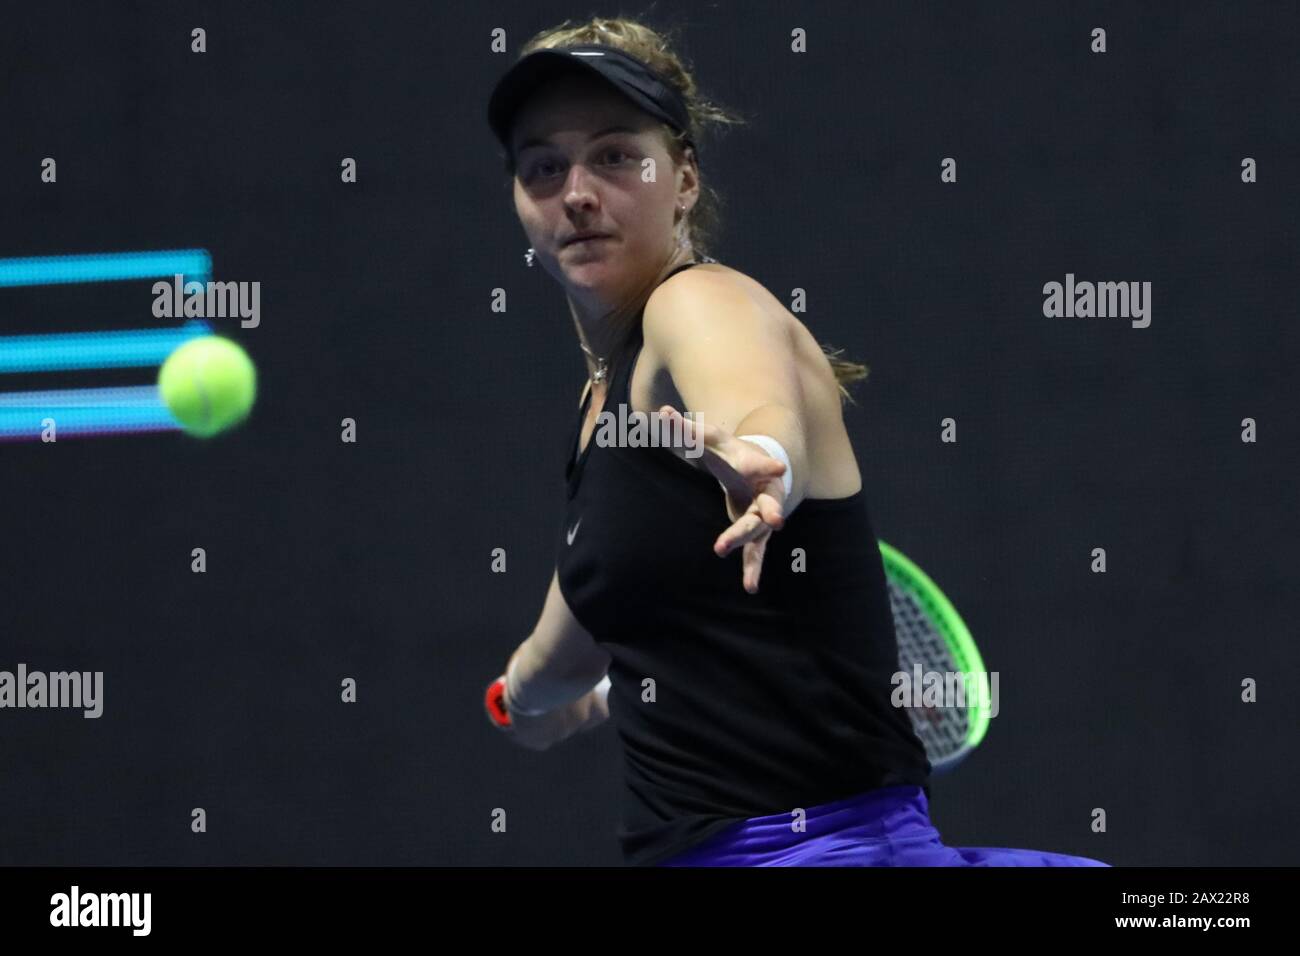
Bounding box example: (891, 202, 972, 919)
(878, 540, 991, 767)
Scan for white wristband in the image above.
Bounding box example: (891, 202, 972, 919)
(592, 675, 611, 707)
(505, 653, 547, 717)
(738, 434, 793, 497)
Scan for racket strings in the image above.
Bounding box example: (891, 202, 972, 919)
(888, 583, 969, 762)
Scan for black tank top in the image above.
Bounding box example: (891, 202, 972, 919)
(555, 260, 931, 866)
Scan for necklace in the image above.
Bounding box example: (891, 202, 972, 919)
(579, 340, 609, 385)
(578, 258, 714, 385)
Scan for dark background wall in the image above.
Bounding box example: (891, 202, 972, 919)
(1, 1, 1295, 865)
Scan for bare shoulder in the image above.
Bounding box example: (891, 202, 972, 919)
(642, 261, 851, 417)
(643, 262, 792, 349)
(637, 262, 862, 499)
(641, 262, 843, 378)
(647, 261, 769, 309)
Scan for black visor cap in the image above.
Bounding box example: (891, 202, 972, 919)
(487, 45, 694, 159)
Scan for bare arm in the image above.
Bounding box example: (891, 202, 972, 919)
(506, 569, 611, 716)
(643, 273, 810, 511)
(494, 384, 611, 749)
(505, 679, 611, 752)
(642, 273, 808, 593)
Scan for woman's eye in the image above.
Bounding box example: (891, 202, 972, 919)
(525, 149, 629, 179)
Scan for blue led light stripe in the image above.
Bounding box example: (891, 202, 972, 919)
(0, 385, 181, 439)
(0, 320, 212, 373)
(0, 249, 211, 288)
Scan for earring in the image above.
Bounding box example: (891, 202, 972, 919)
(676, 204, 690, 251)
(524, 247, 536, 268)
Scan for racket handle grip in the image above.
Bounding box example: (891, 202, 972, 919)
(486, 674, 612, 730)
(484, 676, 513, 729)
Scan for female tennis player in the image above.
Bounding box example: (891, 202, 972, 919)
(483, 17, 1107, 868)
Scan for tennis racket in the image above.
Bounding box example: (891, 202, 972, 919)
(879, 540, 991, 774)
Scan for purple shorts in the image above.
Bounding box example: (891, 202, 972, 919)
(657, 785, 1110, 867)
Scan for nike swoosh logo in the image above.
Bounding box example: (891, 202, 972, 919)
(566, 518, 582, 545)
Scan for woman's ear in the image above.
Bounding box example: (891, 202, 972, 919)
(679, 148, 701, 203)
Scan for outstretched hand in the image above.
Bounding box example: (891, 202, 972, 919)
(658, 405, 788, 594)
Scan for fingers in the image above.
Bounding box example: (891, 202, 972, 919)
(741, 535, 769, 594)
(715, 496, 780, 553)
(713, 510, 767, 557)
(716, 483, 785, 551)
(658, 405, 719, 458)
(659, 401, 787, 594)
(713, 515, 772, 593)
(715, 484, 785, 593)
(661, 407, 789, 498)
(753, 488, 785, 529)
(724, 486, 783, 528)
(742, 446, 789, 477)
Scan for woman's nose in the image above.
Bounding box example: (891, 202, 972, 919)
(563, 164, 598, 210)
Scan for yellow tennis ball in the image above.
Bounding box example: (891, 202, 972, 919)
(158, 336, 257, 437)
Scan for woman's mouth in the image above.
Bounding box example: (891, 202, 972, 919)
(564, 234, 612, 247)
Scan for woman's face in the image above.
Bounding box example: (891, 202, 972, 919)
(510, 74, 697, 310)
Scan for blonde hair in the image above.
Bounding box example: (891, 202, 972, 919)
(508, 14, 870, 403)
